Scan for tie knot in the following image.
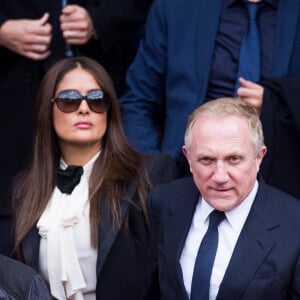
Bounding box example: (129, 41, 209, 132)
(56, 165, 83, 194)
(208, 210, 225, 230)
(246, 2, 259, 20)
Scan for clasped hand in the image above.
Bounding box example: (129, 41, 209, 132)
(0, 5, 94, 61)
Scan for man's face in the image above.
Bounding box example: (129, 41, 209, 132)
(183, 115, 266, 211)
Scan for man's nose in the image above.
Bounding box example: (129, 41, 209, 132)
(212, 161, 229, 183)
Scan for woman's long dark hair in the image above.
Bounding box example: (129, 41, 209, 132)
(13, 57, 150, 256)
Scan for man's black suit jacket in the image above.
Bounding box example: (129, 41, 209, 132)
(148, 176, 300, 299)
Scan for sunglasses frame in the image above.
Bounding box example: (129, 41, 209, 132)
(52, 89, 111, 113)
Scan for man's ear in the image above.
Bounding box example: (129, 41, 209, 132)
(258, 146, 267, 160)
(256, 145, 267, 170)
(182, 145, 188, 160)
(182, 145, 191, 165)
(182, 145, 193, 174)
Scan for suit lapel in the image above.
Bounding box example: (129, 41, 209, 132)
(96, 184, 134, 276)
(164, 178, 200, 300)
(217, 181, 279, 300)
(195, 0, 222, 103)
(272, 0, 300, 76)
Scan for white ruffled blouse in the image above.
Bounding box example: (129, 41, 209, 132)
(37, 153, 99, 300)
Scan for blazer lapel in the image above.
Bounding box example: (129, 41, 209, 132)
(96, 185, 134, 276)
(164, 178, 200, 300)
(195, 0, 222, 103)
(217, 181, 279, 300)
(272, 0, 300, 76)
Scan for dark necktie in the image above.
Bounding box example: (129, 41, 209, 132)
(56, 165, 83, 195)
(190, 210, 226, 300)
(234, 2, 260, 95)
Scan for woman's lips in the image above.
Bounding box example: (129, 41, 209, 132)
(74, 121, 93, 129)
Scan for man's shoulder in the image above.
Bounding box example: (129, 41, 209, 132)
(257, 180, 300, 218)
(148, 176, 198, 225)
(260, 180, 300, 203)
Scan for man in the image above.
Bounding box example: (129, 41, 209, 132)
(0, 254, 51, 299)
(148, 98, 300, 299)
(119, 0, 300, 175)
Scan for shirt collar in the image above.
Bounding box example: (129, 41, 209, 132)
(225, 180, 258, 231)
(199, 180, 259, 232)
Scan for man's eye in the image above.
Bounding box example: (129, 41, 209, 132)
(199, 157, 212, 165)
(229, 156, 240, 163)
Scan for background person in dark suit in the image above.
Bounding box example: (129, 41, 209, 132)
(119, 0, 300, 176)
(148, 98, 300, 299)
(12, 57, 175, 299)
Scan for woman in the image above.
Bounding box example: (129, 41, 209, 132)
(13, 57, 175, 299)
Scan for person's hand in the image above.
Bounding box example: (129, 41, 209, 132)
(60, 5, 95, 45)
(237, 77, 264, 115)
(0, 13, 52, 61)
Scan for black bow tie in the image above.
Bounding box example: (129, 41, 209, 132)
(56, 165, 83, 194)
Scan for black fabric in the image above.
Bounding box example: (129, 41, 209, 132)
(260, 78, 300, 199)
(0, 216, 14, 256)
(56, 165, 83, 194)
(84, 0, 153, 96)
(0, 254, 51, 300)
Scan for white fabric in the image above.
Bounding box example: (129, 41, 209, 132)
(180, 181, 258, 300)
(38, 153, 99, 300)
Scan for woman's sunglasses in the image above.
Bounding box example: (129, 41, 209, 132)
(52, 89, 111, 113)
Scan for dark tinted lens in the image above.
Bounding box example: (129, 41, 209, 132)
(86, 90, 110, 113)
(54, 89, 110, 113)
(56, 99, 81, 112)
(55, 90, 82, 113)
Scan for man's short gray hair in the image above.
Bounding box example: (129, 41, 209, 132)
(184, 98, 265, 154)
